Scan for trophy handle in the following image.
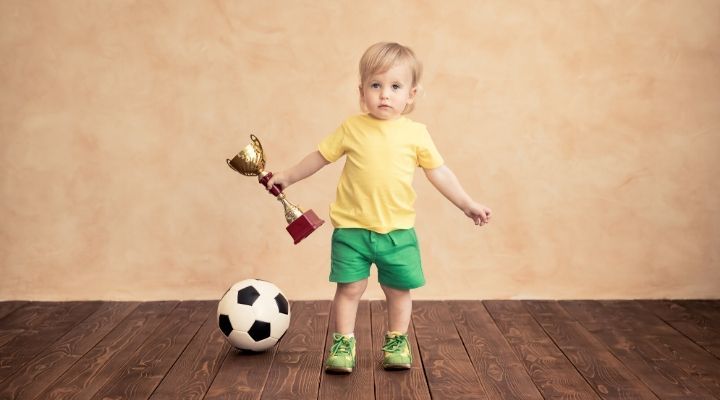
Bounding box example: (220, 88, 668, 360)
(226, 159, 241, 173)
(250, 134, 263, 156)
(259, 172, 283, 197)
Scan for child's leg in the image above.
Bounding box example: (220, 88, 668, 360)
(380, 284, 413, 369)
(333, 279, 368, 334)
(380, 284, 412, 333)
(326, 279, 367, 373)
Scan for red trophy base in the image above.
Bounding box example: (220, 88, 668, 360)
(287, 210, 325, 244)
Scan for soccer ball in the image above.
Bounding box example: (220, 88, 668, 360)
(217, 279, 291, 351)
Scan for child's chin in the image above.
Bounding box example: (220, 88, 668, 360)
(371, 110, 398, 120)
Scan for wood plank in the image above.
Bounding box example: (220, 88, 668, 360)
(260, 300, 330, 399)
(640, 300, 720, 358)
(318, 300, 374, 400)
(606, 300, 720, 398)
(0, 302, 140, 400)
(0, 302, 77, 350)
(484, 300, 600, 400)
(413, 301, 488, 399)
(0, 301, 27, 320)
(371, 300, 430, 400)
(0, 301, 101, 383)
(450, 301, 543, 400)
(562, 300, 717, 399)
(36, 301, 179, 400)
(524, 301, 658, 399)
(262, 300, 330, 399)
(92, 301, 213, 400)
(647, 300, 720, 332)
(149, 304, 230, 400)
(677, 300, 720, 358)
(203, 348, 276, 400)
(677, 300, 720, 322)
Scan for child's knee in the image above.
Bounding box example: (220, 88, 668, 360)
(380, 284, 411, 299)
(337, 279, 368, 299)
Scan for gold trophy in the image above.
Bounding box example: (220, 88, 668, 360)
(227, 135, 324, 244)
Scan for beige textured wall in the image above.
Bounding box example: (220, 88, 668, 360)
(1, 1, 719, 300)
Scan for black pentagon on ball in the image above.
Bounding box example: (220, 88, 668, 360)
(218, 314, 233, 337)
(248, 320, 271, 341)
(237, 286, 260, 306)
(275, 293, 289, 315)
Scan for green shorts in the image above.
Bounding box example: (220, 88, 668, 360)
(330, 228, 425, 290)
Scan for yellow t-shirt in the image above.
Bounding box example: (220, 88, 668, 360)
(318, 114, 444, 233)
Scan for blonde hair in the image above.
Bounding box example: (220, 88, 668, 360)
(359, 42, 423, 114)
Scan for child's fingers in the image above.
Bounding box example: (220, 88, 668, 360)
(479, 211, 492, 226)
(265, 177, 276, 189)
(478, 212, 488, 223)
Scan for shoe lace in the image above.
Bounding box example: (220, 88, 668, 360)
(330, 336, 352, 356)
(382, 334, 408, 353)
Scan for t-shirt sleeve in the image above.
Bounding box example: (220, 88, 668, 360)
(417, 128, 444, 169)
(318, 121, 346, 163)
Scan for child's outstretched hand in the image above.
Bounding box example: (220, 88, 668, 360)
(464, 202, 492, 226)
(265, 171, 292, 191)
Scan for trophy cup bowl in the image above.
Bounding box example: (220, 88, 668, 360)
(227, 135, 266, 177)
(227, 135, 325, 244)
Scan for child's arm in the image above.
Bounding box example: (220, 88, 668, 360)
(265, 150, 329, 190)
(424, 165, 492, 226)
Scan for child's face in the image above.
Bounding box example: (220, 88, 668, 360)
(359, 63, 417, 120)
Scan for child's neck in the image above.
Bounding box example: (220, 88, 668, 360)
(366, 113, 403, 122)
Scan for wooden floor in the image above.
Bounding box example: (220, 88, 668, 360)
(0, 300, 719, 399)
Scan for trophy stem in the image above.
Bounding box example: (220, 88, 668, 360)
(277, 194, 304, 224)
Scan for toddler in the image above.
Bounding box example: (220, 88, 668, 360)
(266, 42, 491, 373)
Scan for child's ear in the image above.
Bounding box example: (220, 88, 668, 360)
(407, 86, 418, 104)
(358, 85, 368, 112)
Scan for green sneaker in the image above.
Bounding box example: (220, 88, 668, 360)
(325, 333, 356, 373)
(382, 331, 412, 370)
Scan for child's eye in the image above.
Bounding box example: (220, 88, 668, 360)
(370, 83, 381, 89)
(392, 84, 401, 90)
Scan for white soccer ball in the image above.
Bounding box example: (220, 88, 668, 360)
(217, 279, 291, 351)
